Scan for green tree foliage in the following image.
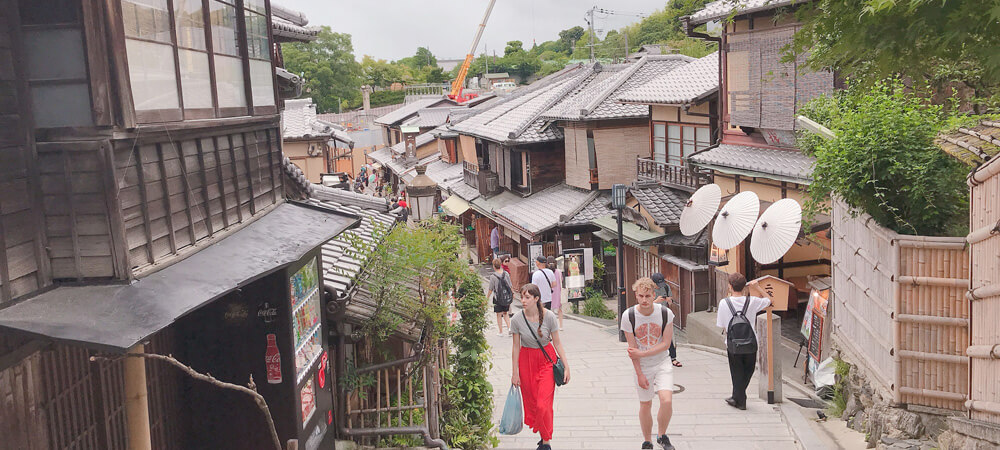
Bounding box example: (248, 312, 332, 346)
(798, 81, 970, 237)
(398, 46, 438, 70)
(360, 55, 411, 88)
(558, 26, 585, 54)
(441, 268, 498, 450)
(504, 40, 524, 56)
(791, 0, 1000, 112)
(281, 27, 361, 113)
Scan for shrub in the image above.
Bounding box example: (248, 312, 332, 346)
(798, 80, 970, 236)
(581, 294, 616, 320)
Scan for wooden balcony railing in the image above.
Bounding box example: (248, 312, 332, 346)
(636, 157, 706, 192)
(463, 161, 479, 190)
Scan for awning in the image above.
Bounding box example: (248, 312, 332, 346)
(591, 215, 666, 248)
(0, 202, 359, 353)
(441, 195, 470, 217)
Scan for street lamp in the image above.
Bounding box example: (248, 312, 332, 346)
(408, 165, 437, 221)
(612, 183, 627, 342)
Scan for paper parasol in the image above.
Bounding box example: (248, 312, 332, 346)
(711, 191, 760, 250)
(680, 183, 722, 236)
(750, 198, 802, 264)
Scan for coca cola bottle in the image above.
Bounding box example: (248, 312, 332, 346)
(266, 334, 282, 384)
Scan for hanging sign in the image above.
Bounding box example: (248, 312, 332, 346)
(563, 248, 586, 301)
(528, 242, 544, 271)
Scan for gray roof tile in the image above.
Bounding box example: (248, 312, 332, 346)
(689, 144, 815, 183)
(493, 184, 595, 236)
(283, 98, 352, 143)
(630, 184, 691, 225)
(402, 107, 457, 128)
(449, 182, 480, 202)
(617, 52, 719, 105)
(389, 130, 437, 155)
(564, 193, 614, 226)
(374, 97, 452, 126)
(688, 0, 796, 25)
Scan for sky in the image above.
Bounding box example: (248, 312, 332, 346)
(277, 0, 674, 61)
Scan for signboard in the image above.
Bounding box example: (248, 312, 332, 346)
(404, 133, 417, 159)
(563, 249, 586, 301)
(808, 312, 824, 362)
(709, 245, 728, 266)
(528, 242, 544, 271)
(754, 275, 794, 311)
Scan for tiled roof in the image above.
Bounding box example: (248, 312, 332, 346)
(374, 97, 453, 126)
(689, 144, 815, 183)
(402, 107, 457, 128)
(493, 184, 595, 236)
(388, 153, 438, 180)
(449, 181, 480, 202)
(312, 184, 391, 212)
(470, 190, 523, 218)
(564, 193, 614, 227)
(542, 55, 693, 121)
(367, 147, 393, 165)
(271, 4, 319, 42)
(447, 65, 588, 144)
(936, 120, 1000, 167)
(401, 157, 464, 189)
(281, 155, 314, 199)
(630, 184, 691, 225)
(281, 98, 354, 145)
(687, 0, 797, 25)
(307, 197, 396, 297)
(618, 52, 719, 105)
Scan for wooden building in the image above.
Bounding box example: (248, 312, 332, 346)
(0, 1, 359, 448)
(281, 98, 355, 183)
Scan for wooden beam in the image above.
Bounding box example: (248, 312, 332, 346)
(211, 136, 231, 230)
(241, 132, 257, 215)
(266, 129, 277, 204)
(0, 203, 10, 302)
(63, 150, 84, 280)
(134, 146, 155, 263)
(99, 140, 132, 279)
(81, 0, 114, 126)
(175, 142, 198, 245)
(102, 0, 136, 128)
(155, 144, 178, 254)
(226, 134, 245, 223)
(195, 138, 216, 237)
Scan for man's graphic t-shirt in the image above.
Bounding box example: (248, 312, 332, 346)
(620, 304, 675, 372)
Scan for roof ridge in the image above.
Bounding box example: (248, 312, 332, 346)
(507, 66, 596, 140)
(581, 55, 694, 116)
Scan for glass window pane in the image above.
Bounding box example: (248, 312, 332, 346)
(683, 126, 695, 141)
(245, 0, 266, 13)
(179, 49, 213, 108)
(245, 12, 270, 60)
(653, 123, 666, 138)
(209, 1, 240, 56)
(121, 0, 172, 43)
(126, 39, 180, 110)
(696, 127, 710, 146)
(668, 141, 681, 163)
(24, 29, 87, 80)
(174, 0, 206, 50)
(668, 125, 680, 140)
(214, 54, 246, 107)
(653, 139, 666, 163)
(683, 142, 696, 157)
(250, 59, 275, 106)
(31, 83, 94, 128)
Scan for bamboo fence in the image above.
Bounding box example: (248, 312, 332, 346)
(967, 157, 1000, 423)
(832, 200, 969, 410)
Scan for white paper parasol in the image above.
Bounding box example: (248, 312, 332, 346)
(711, 191, 760, 250)
(680, 183, 722, 236)
(750, 198, 802, 264)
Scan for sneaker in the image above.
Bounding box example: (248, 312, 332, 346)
(536, 443, 551, 450)
(657, 434, 675, 450)
(641, 441, 654, 449)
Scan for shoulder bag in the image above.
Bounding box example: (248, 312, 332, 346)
(521, 311, 567, 386)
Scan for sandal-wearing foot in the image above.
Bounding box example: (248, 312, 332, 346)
(672, 359, 682, 367)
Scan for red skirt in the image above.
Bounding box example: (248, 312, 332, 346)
(518, 344, 556, 440)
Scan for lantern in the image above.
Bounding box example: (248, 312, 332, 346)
(407, 165, 437, 221)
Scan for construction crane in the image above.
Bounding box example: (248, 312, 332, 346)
(449, 0, 497, 102)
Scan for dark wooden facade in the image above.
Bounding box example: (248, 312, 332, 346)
(0, 0, 290, 447)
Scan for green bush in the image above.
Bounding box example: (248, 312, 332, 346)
(798, 80, 970, 236)
(369, 90, 407, 108)
(440, 269, 497, 449)
(827, 359, 852, 418)
(581, 295, 616, 320)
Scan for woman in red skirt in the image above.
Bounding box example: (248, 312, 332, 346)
(511, 283, 570, 450)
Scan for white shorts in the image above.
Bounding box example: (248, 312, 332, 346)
(636, 365, 674, 402)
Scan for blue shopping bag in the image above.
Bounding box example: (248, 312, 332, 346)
(498, 385, 523, 435)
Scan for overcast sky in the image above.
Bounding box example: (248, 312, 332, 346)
(277, 0, 673, 61)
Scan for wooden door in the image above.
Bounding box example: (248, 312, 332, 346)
(474, 218, 492, 263)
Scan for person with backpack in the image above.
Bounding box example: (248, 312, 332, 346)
(716, 272, 770, 410)
(487, 258, 514, 336)
(650, 273, 682, 368)
(621, 277, 676, 450)
(531, 256, 556, 308)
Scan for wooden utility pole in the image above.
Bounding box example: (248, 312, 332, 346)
(124, 344, 152, 450)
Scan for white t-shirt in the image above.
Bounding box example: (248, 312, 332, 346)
(620, 304, 675, 371)
(716, 295, 772, 345)
(531, 268, 556, 304)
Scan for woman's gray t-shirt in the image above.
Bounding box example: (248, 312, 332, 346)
(511, 309, 559, 348)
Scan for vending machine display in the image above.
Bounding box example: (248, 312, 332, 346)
(291, 258, 323, 383)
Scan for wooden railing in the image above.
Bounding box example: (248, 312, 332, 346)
(636, 157, 705, 192)
(462, 161, 479, 190)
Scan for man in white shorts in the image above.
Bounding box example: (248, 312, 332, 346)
(621, 277, 676, 450)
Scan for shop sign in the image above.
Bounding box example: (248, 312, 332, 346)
(224, 303, 249, 323)
(563, 249, 586, 301)
(257, 301, 279, 324)
(265, 333, 282, 384)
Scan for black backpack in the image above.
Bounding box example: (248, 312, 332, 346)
(493, 274, 513, 307)
(725, 296, 758, 355)
(628, 305, 671, 341)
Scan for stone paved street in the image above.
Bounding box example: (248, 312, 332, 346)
(485, 313, 802, 450)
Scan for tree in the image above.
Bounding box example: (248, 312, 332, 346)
(791, 0, 1000, 111)
(558, 26, 585, 54)
(504, 40, 524, 56)
(398, 46, 438, 70)
(361, 55, 411, 88)
(423, 66, 449, 83)
(282, 27, 362, 113)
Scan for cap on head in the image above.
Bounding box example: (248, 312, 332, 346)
(535, 256, 547, 264)
(650, 272, 667, 287)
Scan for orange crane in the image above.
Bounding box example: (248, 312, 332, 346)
(449, 0, 497, 102)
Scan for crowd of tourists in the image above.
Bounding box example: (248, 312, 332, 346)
(484, 247, 770, 450)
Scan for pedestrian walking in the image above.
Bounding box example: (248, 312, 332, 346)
(715, 272, 770, 410)
(531, 256, 556, 308)
(650, 273, 682, 367)
(487, 258, 514, 336)
(546, 256, 564, 330)
(511, 283, 570, 450)
(621, 277, 676, 450)
(501, 254, 511, 275)
(490, 226, 501, 260)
